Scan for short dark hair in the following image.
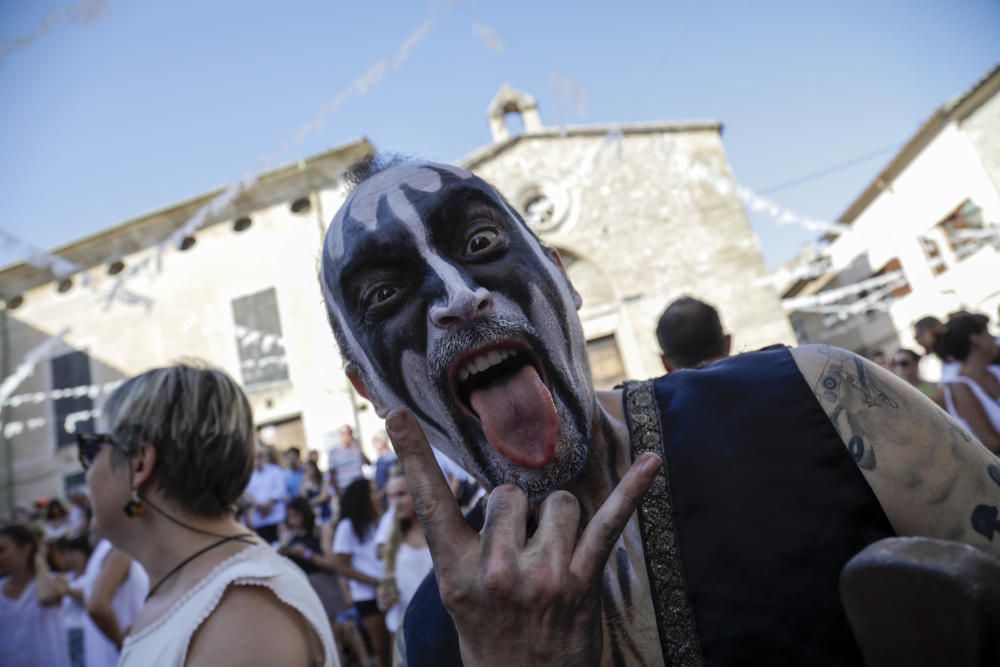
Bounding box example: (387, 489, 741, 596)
(287, 496, 316, 535)
(914, 316, 943, 338)
(937, 314, 987, 362)
(341, 152, 415, 192)
(0, 523, 39, 568)
(894, 348, 921, 363)
(102, 363, 255, 518)
(656, 296, 726, 368)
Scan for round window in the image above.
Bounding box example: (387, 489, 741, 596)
(518, 182, 569, 232)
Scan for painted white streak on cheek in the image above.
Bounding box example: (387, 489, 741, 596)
(388, 187, 473, 303)
(527, 284, 574, 374)
(319, 273, 398, 410)
(400, 349, 471, 468)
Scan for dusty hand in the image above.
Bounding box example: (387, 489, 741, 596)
(386, 410, 660, 667)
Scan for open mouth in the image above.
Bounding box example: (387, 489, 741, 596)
(447, 341, 558, 469)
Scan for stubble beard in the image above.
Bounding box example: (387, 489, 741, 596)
(425, 312, 595, 503)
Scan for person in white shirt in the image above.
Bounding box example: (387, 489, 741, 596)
(328, 425, 369, 497)
(377, 475, 432, 637)
(245, 448, 288, 543)
(0, 523, 70, 667)
(939, 314, 1000, 453)
(332, 478, 389, 667)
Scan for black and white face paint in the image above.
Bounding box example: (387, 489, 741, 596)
(321, 163, 596, 500)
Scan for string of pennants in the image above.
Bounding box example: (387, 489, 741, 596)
(3, 8, 1000, 419)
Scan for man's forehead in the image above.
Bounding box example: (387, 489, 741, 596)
(345, 161, 477, 227)
(325, 161, 502, 264)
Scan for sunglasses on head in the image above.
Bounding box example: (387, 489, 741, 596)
(76, 433, 118, 471)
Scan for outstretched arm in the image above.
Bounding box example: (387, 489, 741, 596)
(87, 548, 131, 647)
(791, 344, 1000, 556)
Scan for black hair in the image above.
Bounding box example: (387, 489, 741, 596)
(894, 348, 921, 363)
(937, 314, 987, 362)
(53, 534, 93, 558)
(341, 152, 416, 193)
(0, 523, 39, 570)
(656, 296, 726, 368)
(45, 499, 68, 521)
(337, 478, 377, 541)
(914, 316, 943, 338)
(287, 496, 316, 535)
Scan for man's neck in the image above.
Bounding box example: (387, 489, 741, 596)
(563, 388, 631, 520)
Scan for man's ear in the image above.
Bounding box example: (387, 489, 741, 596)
(132, 443, 157, 488)
(546, 247, 583, 311)
(722, 333, 732, 357)
(661, 354, 678, 374)
(346, 366, 389, 418)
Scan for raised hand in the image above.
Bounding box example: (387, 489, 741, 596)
(386, 409, 661, 667)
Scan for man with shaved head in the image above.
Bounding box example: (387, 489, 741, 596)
(320, 154, 1000, 666)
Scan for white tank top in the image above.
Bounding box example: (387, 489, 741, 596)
(118, 544, 339, 666)
(943, 366, 1000, 443)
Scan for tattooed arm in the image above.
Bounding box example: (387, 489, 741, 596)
(791, 344, 1000, 556)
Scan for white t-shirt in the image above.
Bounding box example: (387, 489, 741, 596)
(0, 578, 71, 667)
(246, 463, 288, 528)
(384, 542, 433, 633)
(83, 540, 150, 667)
(61, 571, 93, 667)
(332, 520, 383, 602)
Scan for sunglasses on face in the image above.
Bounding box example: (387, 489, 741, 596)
(76, 433, 117, 471)
(891, 359, 913, 368)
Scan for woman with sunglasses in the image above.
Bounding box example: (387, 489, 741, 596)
(79, 363, 339, 666)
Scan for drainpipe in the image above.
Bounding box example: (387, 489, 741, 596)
(301, 160, 364, 448)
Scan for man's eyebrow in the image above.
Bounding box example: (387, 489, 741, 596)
(338, 234, 416, 287)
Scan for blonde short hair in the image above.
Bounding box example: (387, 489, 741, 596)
(102, 362, 255, 517)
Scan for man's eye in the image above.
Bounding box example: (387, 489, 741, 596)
(366, 285, 398, 308)
(464, 228, 500, 255)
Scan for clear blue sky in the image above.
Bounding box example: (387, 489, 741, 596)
(1, 0, 998, 271)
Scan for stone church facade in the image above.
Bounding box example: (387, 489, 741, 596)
(462, 86, 794, 386)
(0, 87, 792, 511)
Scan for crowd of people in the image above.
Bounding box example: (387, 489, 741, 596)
(2, 154, 997, 666)
(879, 310, 1000, 454)
(1, 488, 149, 666)
(1, 375, 478, 667)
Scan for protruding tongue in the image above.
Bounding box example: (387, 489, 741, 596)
(468, 364, 558, 468)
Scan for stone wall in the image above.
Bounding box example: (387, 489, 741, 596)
(467, 128, 795, 380)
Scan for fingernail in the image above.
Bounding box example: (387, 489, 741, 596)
(640, 453, 661, 475)
(386, 411, 407, 436)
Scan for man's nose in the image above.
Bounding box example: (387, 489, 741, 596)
(429, 285, 494, 329)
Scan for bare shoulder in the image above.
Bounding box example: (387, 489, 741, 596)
(186, 584, 325, 667)
(789, 344, 1000, 556)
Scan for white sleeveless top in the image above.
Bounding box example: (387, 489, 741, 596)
(118, 545, 339, 666)
(943, 366, 1000, 443)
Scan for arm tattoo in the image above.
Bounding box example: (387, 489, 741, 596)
(813, 347, 898, 471)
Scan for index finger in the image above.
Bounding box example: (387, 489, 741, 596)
(386, 409, 476, 571)
(570, 452, 661, 581)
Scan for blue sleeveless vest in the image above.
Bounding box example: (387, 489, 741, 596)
(405, 346, 895, 666)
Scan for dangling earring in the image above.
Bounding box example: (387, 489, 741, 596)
(122, 489, 145, 518)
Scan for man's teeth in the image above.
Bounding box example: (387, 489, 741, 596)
(458, 349, 516, 382)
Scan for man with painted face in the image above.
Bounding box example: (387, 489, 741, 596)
(320, 154, 1000, 666)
